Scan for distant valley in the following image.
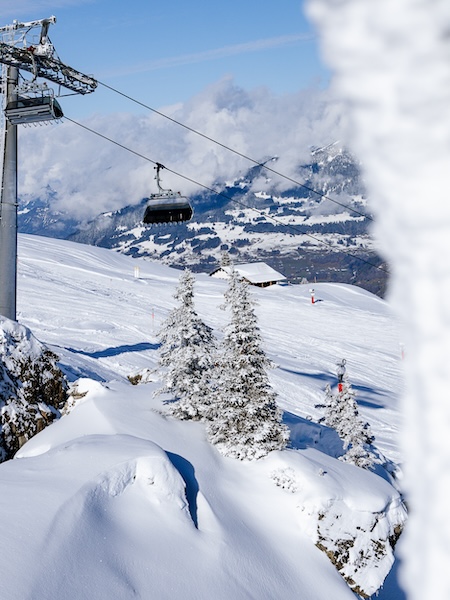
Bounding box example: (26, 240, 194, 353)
(18, 143, 388, 296)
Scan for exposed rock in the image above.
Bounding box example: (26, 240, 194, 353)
(266, 450, 407, 598)
(315, 498, 406, 597)
(127, 367, 157, 386)
(0, 316, 68, 460)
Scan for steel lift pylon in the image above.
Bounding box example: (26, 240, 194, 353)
(0, 16, 97, 321)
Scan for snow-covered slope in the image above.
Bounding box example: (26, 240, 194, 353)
(0, 234, 406, 599)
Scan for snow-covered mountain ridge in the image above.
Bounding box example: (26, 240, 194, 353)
(18, 144, 387, 297)
(0, 234, 406, 599)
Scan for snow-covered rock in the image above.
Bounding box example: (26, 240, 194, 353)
(0, 316, 68, 459)
(266, 449, 406, 598)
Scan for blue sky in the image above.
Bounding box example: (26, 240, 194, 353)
(3, 0, 344, 221)
(2, 0, 330, 118)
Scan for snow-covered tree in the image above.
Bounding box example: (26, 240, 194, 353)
(157, 269, 216, 421)
(207, 269, 289, 460)
(336, 378, 375, 469)
(319, 383, 341, 430)
(220, 250, 232, 267)
(318, 364, 375, 469)
(0, 317, 68, 461)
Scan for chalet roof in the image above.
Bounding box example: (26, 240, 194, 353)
(210, 262, 286, 285)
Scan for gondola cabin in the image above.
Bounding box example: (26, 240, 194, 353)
(143, 163, 193, 225)
(143, 194, 193, 224)
(4, 96, 63, 125)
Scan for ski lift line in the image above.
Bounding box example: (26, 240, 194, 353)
(98, 80, 373, 223)
(64, 115, 159, 165)
(65, 115, 389, 275)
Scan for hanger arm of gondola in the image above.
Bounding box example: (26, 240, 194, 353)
(154, 163, 172, 194)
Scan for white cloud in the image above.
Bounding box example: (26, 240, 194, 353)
(18, 78, 345, 220)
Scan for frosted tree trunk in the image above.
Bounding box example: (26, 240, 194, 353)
(307, 0, 450, 598)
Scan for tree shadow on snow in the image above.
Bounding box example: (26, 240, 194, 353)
(166, 452, 199, 529)
(283, 410, 345, 458)
(278, 367, 335, 385)
(283, 410, 402, 488)
(352, 385, 393, 410)
(68, 342, 160, 359)
(279, 367, 391, 410)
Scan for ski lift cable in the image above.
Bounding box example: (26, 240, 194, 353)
(97, 80, 373, 223)
(64, 115, 389, 275)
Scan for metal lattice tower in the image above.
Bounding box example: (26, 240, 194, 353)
(0, 64, 6, 194)
(0, 16, 97, 321)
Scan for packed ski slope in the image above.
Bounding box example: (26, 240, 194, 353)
(0, 234, 406, 599)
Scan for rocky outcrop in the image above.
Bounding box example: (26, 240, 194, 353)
(314, 497, 405, 597)
(0, 316, 68, 460)
(268, 450, 407, 598)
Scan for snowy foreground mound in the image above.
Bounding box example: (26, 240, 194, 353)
(0, 235, 406, 599)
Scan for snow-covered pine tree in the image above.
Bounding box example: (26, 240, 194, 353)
(318, 363, 375, 469)
(220, 250, 232, 268)
(319, 383, 341, 429)
(337, 378, 375, 469)
(207, 269, 289, 460)
(157, 269, 216, 421)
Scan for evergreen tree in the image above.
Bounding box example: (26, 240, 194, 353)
(320, 383, 341, 430)
(207, 269, 289, 460)
(220, 250, 232, 268)
(319, 363, 375, 469)
(157, 269, 216, 421)
(337, 379, 375, 469)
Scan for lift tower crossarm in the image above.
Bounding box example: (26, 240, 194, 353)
(0, 16, 97, 94)
(0, 44, 97, 94)
(0, 16, 57, 34)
